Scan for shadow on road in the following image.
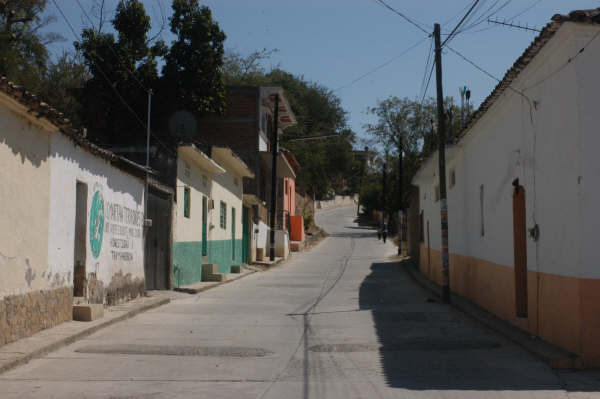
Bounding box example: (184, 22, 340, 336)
(358, 260, 600, 392)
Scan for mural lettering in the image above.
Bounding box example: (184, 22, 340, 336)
(104, 201, 143, 262)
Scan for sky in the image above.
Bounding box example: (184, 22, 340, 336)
(43, 0, 596, 145)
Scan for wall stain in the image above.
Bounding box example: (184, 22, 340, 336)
(24, 259, 35, 287)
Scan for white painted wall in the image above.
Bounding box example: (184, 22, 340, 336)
(413, 23, 599, 279)
(0, 94, 53, 299)
(174, 156, 212, 243)
(47, 133, 145, 290)
(211, 167, 244, 241)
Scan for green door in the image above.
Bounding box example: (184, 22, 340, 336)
(202, 196, 207, 257)
(242, 206, 250, 264)
(231, 207, 236, 260)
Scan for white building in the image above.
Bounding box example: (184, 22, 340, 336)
(173, 145, 253, 287)
(0, 77, 147, 345)
(411, 9, 600, 367)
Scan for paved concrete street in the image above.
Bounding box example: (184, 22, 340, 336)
(1, 206, 600, 398)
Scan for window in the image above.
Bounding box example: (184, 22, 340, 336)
(480, 184, 485, 237)
(184, 187, 191, 218)
(434, 184, 440, 202)
(220, 201, 227, 229)
(450, 169, 456, 188)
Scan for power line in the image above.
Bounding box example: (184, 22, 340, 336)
(418, 36, 434, 100)
(445, 44, 531, 104)
(51, 0, 173, 154)
(524, 28, 600, 90)
(442, 0, 481, 47)
(507, 0, 544, 21)
(333, 36, 428, 92)
(74, 0, 150, 94)
(372, 0, 431, 35)
(420, 61, 435, 106)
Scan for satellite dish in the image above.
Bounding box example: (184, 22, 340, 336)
(169, 110, 197, 140)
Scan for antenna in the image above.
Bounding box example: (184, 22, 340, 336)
(487, 18, 541, 33)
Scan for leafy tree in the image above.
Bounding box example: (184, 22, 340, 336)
(364, 96, 460, 214)
(75, 0, 165, 144)
(0, 0, 62, 91)
(223, 47, 277, 86)
(160, 0, 226, 115)
(38, 51, 89, 127)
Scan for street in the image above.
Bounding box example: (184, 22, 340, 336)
(1, 206, 599, 398)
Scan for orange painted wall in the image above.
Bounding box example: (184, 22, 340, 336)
(418, 243, 600, 366)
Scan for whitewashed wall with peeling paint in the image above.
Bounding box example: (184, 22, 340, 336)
(0, 93, 53, 299)
(47, 133, 145, 293)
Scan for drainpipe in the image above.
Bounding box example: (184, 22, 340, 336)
(269, 95, 279, 261)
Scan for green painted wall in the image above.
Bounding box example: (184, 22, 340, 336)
(173, 239, 243, 286)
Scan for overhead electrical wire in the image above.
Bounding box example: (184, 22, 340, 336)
(333, 36, 429, 92)
(442, 0, 481, 47)
(51, 0, 174, 154)
(372, 0, 431, 35)
(75, 0, 150, 94)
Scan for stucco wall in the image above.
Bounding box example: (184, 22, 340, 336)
(412, 23, 600, 363)
(47, 133, 145, 303)
(174, 156, 212, 243)
(0, 94, 53, 299)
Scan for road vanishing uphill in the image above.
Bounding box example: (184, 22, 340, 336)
(1, 206, 600, 398)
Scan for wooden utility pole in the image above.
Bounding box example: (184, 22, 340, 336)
(434, 23, 450, 303)
(269, 95, 279, 261)
(397, 140, 403, 256)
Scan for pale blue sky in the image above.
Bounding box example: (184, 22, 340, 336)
(44, 1, 596, 144)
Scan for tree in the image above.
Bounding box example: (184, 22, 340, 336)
(223, 48, 277, 86)
(0, 0, 62, 91)
(38, 51, 89, 127)
(75, 0, 165, 144)
(220, 49, 357, 198)
(160, 0, 226, 115)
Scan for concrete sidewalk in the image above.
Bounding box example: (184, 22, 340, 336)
(401, 258, 578, 369)
(0, 293, 170, 375)
(174, 268, 256, 294)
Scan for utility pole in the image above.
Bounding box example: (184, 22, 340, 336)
(397, 139, 403, 256)
(434, 23, 450, 303)
(269, 95, 279, 261)
(381, 151, 388, 223)
(357, 146, 368, 216)
(144, 90, 152, 229)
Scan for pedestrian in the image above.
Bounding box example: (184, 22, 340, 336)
(377, 221, 382, 240)
(382, 222, 388, 243)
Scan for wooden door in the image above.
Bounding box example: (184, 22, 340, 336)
(202, 196, 207, 257)
(242, 206, 250, 264)
(513, 185, 528, 317)
(144, 189, 172, 290)
(231, 207, 236, 261)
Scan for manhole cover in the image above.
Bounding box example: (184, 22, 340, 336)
(76, 344, 273, 357)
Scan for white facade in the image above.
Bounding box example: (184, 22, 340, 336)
(47, 133, 145, 300)
(414, 22, 600, 279)
(411, 20, 600, 363)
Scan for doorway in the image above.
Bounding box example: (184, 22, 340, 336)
(512, 183, 528, 318)
(202, 196, 207, 259)
(73, 181, 87, 297)
(144, 188, 172, 290)
(242, 206, 250, 264)
(231, 207, 236, 260)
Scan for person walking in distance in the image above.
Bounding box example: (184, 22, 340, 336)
(381, 221, 388, 243)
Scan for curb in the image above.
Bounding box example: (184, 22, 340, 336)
(402, 260, 578, 369)
(0, 296, 169, 375)
(174, 270, 256, 294)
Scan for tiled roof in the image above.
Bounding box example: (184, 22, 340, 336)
(0, 76, 118, 162)
(453, 8, 600, 144)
